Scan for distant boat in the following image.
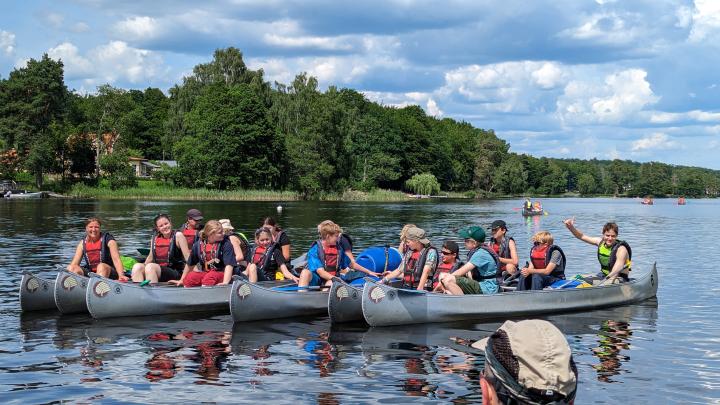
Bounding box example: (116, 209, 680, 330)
(641, 197, 654, 205)
(3, 190, 45, 199)
(677, 197, 686, 205)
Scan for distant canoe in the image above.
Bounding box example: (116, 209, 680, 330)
(677, 197, 686, 205)
(19, 271, 56, 311)
(361, 264, 658, 327)
(521, 209, 544, 217)
(4, 191, 45, 199)
(641, 197, 654, 205)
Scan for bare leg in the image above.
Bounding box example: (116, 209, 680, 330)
(245, 263, 258, 283)
(298, 269, 312, 287)
(67, 264, 85, 275)
(505, 263, 517, 276)
(96, 263, 112, 278)
(145, 263, 161, 284)
(438, 273, 465, 295)
(131, 263, 146, 282)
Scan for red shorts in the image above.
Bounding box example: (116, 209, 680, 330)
(184, 271, 225, 287)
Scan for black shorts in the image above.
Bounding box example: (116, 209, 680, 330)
(159, 266, 181, 282)
(82, 266, 120, 279)
(256, 268, 274, 282)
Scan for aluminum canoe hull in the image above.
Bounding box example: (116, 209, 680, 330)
(86, 273, 232, 319)
(362, 263, 659, 326)
(328, 278, 364, 323)
(19, 271, 56, 311)
(54, 271, 89, 314)
(230, 279, 328, 322)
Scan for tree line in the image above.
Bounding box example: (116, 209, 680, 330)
(1, 48, 718, 198)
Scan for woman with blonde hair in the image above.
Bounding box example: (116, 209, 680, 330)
(517, 231, 566, 291)
(170, 220, 237, 287)
(398, 223, 416, 255)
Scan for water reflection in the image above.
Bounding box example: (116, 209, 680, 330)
(592, 320, 632, 382)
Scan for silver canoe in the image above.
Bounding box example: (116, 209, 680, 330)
(362, 263, 659, 326)
(328, 277, 364, 323)
(86, 273, 232, 319)
(19, 271, 56, 311)
(230, 278, 329, 322)
(54, 271, 89, 314)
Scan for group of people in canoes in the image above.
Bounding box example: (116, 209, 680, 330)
(524, 197, 543, 213)
(67, 209, 632, 294)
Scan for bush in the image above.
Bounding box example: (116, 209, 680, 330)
(99, 151, 137, 190)
(405, 173, 441, 196)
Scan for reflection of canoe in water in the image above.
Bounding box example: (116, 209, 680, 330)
(521, 209, 544, 216)
(230, 278, 328, 322)
(54, 271, 89, 314)
(19, 271, 56, 311)
(361, 264, 659, 326)
(328, 246, 402, 323)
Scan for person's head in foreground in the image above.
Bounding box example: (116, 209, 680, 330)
(473, 319, 578, 405)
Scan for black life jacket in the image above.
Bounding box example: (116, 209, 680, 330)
(151, 231, 185, 270)
(468, 246, 502, 281)
(486, 236, 514, 270)
(401, 246, 438, 291)
(82, 232, 112, 272)
(529, 243, 566, 279)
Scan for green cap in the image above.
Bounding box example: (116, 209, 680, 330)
(458, 226, 486, 243)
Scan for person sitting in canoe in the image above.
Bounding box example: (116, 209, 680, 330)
(262, 217, 291, 263)
(130, 214, 191, 284)
(431, 240, 462, 291)
(398, 223, 416, 255)
(563, 218, 631, 284)
(435, 226, 499, 295)
(244, 227, 299, 283)
(533, 201, 543, 212)
(181, 208, 203, 248)
(485, 220, 518, 279)
(518, 231, 566, 290)
(316, 220, 379, 281)
(219, 219, 249, 271)
(381, 226, 438, 291)
(524, 198, 532, 211)
(298, 220, 354, 287)
(67, 217, 129, 281)
(170, 220, 237, 287)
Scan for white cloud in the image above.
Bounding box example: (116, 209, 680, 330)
(426, 98, 442, 117)
(71, 22, 91, 33)
(559, 12, 639, 45)
(631, 132, 679, 151)
(557, 69, 658, 125)
(1, 30, 15, 55)
(42, 12, 65, 28)
(688, 0, 720, 42)
(113, 16, 159, 40)
(649, 110, 720, 124)
(263, 34, 354, 51)
(47, 40, 167, 86)
(531, 62, 564, 90)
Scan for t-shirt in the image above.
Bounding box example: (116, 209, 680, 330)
(548, 250, 563, 267)
(307, 242, 350, 273)
(468, 249, 498, 294)
(187, 237, 237, 271)
(338, 234, 352, 252)
(275, 231, 291, 247)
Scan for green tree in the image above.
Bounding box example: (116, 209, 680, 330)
(472, 131, 509, 194)
(405, 173, 441, 196)
(99, 149, 137, 189)
(495, 156, 528, 194)
(577, 173, 597, 195)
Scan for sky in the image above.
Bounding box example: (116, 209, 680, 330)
(2, 0, 720, 169)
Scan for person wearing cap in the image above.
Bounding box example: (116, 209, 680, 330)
(181, 208, 204, 248)
(563, 218, 631, 285)
(436, 226, 499, 295)
(381, 226, 438, 291)
(486, 220, 518, 278)
(473, 319, 578, 404)
(431, 240, 462, 292)
(130, 214, 190, 284)
(219, 219, 250, 272)
(519, 231, 566, 291)
(398, 223, 417, 255)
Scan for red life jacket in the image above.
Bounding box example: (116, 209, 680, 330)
(200, 241, 221, 272)
(82, 233, 110, 272)
(401, 247, 438, 291)
(314, 239, 340, 276)
(432, 260, 460, 290)
(181, 223, 199, 248)
(253, 245, 268, 266)
(152, 233, 173, 266)
(529, 243, 566, 278)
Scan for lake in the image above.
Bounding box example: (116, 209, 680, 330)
(1, 198, 718, 403)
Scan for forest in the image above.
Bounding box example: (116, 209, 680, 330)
(1, 47, 718, 198)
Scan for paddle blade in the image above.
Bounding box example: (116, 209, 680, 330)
(544, 211, 549, 216)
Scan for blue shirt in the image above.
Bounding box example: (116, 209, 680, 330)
(469, 249, 498, 294)
(307, 241, 351, 273)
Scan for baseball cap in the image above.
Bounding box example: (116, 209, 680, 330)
(405, 226, 430, 245)
(218, 219, 234, 231)
(458, 226, 486, 243)
(186, 208, 203, 221)
(490, 220, 507, 231)
(472, 320, 577, 403)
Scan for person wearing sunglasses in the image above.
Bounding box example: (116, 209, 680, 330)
(436, 226, 500, 295)
(473, 319, 578, 404)
(432, 240, 461, 292)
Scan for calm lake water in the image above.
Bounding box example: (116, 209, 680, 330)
(1, 198, 719, 403)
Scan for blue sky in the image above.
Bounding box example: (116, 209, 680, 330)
(2, 0, 720, 169)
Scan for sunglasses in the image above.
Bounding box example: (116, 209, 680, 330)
(441, 250, 456, 255)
